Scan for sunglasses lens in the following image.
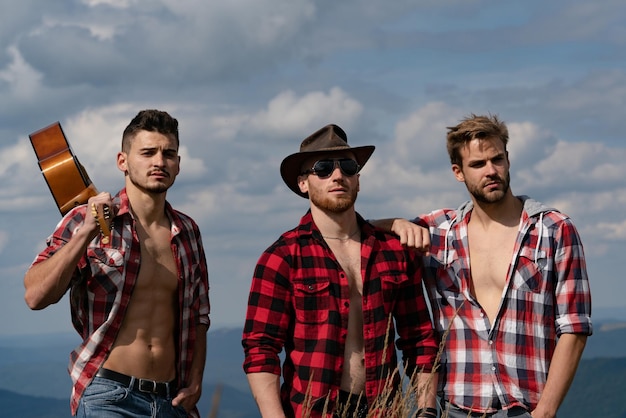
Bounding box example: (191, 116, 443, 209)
(308, 159, 360, 178)
(312, 160, 335, 177)
(339, 159, 359, 176)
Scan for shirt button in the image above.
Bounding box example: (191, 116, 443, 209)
(492, 366, 496, 371)
(344, 302, 349, 308)
(308, 285, 314, 290)
(489, 340, 493, 345)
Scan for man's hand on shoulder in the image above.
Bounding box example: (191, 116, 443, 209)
(390, 218, 431, 255)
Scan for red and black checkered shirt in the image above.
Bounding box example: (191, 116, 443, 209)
(242, 211, 438, 418)
(30, 189, 210, 417)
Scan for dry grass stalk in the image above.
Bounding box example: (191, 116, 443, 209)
(206, 383, 223, 418)
(298, 313, 448, 418)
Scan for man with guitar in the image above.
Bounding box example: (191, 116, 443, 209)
(24, 109, 210, 418)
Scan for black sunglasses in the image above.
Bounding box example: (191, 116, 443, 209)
(301, 158, 361, 178)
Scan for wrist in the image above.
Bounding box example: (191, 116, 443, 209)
(389, 218, 400, 233)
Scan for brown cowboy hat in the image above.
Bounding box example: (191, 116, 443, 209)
(280, 124, 375, 198)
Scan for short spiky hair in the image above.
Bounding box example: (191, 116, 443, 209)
(446, 114, 509, 166)
(121, 109, 179, 152)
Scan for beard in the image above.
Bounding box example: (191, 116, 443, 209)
(308, 183, 357, 214)
(467, 171, 511, 204)
(126, 168, 173, 195)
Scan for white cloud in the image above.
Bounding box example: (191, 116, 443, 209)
(249, 88, 364, 137)
(194, 87, 364, 145)
(0, 46, 43, 100)
(63, 104, 208, 188)
(393, 102, 458, 166)
(519, 140, 626, 191)
(3, 0, 626, 337)
(596, 219, 626, 240)
(547, 70, 626, 111)
(506, 121, 554, 164)
(81, 0, 133, 7)
(0, 230, 8, 254)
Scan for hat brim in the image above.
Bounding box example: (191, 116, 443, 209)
(280, 145, 375, 198)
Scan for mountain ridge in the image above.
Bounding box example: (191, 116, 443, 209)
(1, 317, 625, 417)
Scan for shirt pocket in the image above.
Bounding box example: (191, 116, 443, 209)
(512, 247, 548, 294)
(380, 270, 410, 308)
(86, 247, 125, 291)
(431, 249, 462, 293)
(293, 279, 330, 324)
(429, 252, 464, 310)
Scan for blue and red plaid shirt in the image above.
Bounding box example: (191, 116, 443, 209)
(242, 211, 438, 418)
(414, 196, 592, 413)
(30, 189, 210, 417)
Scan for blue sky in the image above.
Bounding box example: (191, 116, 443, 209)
(0, 0, 624, 336)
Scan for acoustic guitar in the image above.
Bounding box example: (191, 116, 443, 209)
(29, 122, 111, 243)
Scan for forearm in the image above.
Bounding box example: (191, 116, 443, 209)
(532, 334, 587, 418)
(172, 323, 208, 411)
(188, 324, 208, 389)
(415, 371, 438, 410)
(371, 218, 431, 252)
(369, 218, 396, 230)
(23, 226, 95, 309)
(247, 372, 286, 418)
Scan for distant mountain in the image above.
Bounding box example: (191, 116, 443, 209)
(0, 318, 625, 417)
(560, 357, 626, 418)
(592, 307, 626, 323)
(0, 384, 257, 418)
(2, 358, 625, 418)
(0, 389, 68, 418)
(583, 321, 626, 358)
(198, 383, 258, 418)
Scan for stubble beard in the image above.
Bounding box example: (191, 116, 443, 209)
(127, 169, 172, 195)
(468, 172, 511, 204)
(309, 185, 357, 214)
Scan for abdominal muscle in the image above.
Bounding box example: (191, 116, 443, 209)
(341, 300, 366, 395)
(102, 248, 179, 382)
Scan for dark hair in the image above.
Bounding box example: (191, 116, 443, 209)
(446, 114, 509, 166)
(121, 109, 179, 152)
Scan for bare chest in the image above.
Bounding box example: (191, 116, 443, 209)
(135, 225, 178, 292)
(467, 225, 518, 322)
(326, 240, 362, 295)
(468, 234, 516, 288)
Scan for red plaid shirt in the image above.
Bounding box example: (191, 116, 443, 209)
(415, 196, 592, 413)
(242, 211, 438, 418)
(30, 189, 210, 417)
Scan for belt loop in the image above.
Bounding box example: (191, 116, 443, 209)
(129, 376, 136, 391)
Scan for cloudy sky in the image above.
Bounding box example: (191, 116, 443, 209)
(1, 0, 624, 337)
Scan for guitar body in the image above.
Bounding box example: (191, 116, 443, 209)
(29, 122, 98, 215)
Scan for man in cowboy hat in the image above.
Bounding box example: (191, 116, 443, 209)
(242, 124, 439, 418)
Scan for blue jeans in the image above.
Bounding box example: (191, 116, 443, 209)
(76, 376, 188, 417)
